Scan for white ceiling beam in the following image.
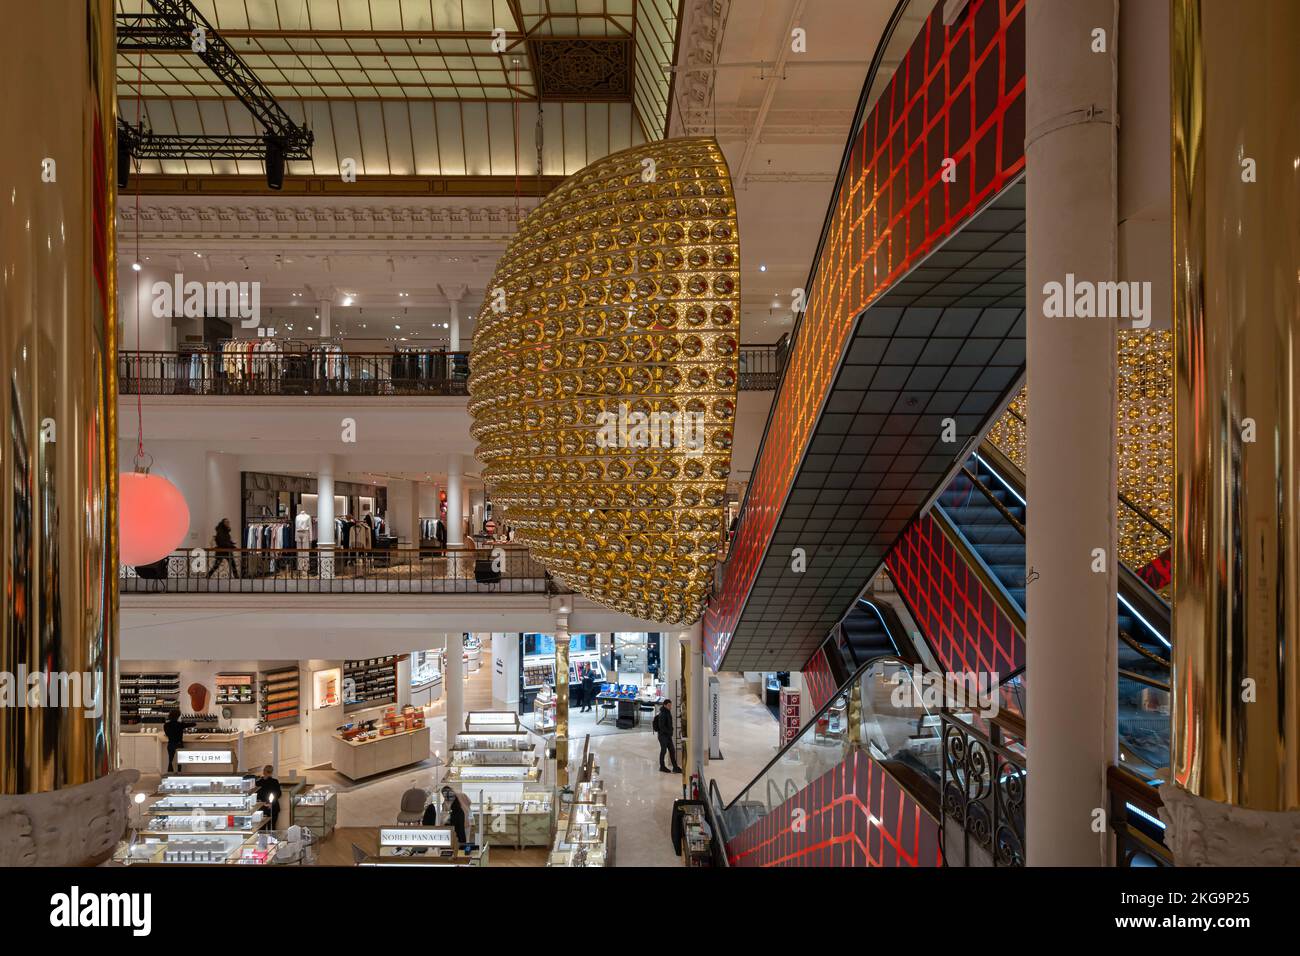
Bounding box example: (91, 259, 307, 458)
(732, 0, 810, 189)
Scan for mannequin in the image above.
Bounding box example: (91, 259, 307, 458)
(295, 506, 312, 571)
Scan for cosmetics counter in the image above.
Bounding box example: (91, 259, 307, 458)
(549, 773, 612, 867)
(355, 826, 489, 867)
(332, 705, 430, 780)
(449, 718, 552, 848)
(120, 774, 276, 865)
(292, 785, 338, 840)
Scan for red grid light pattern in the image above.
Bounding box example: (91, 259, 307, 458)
(802, 646, 838, 713)
(885, 512, 1024, 676)
(705, 0, 1027, 669)
(726, 749, 943, 867)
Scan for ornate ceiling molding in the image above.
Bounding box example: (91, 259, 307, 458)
(116, 196, 538, 243)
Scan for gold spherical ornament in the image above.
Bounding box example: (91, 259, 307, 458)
(469, 138, 740, 624)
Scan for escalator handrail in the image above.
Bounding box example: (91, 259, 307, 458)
(722, 653, 920, 813)
(958, 464, 1026, 536)
(703, 777, 732, 864)
(1119, 628, 1170, 669)
(929, 504, 1028, 627)
(713, 0, 924, 598)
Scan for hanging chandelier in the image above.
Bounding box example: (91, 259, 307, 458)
(468, 138, 740, 625)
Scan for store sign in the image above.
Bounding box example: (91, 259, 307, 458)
(380, 827, 453, 848)
(177, 750, 232, 765)
(467, 711, 515, 727)
(707, 676, 723, 760)
(779, 689, 801, 747)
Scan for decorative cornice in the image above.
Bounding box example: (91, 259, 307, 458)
(123, 173, 565, 198)
(116, 196, 535, 242)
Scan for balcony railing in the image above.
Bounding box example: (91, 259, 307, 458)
(117, 349, 470, 397)
(120, 545, 555, 594)
(940, 709, 1027, 867)
(117, 342, 788, 397)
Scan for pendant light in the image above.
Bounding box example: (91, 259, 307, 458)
(118, 47, 190, 567)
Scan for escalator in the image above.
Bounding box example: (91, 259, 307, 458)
(962, 443, 1172, 783)
(714, 654, 948, 868)
(711, 440, 1170, 866)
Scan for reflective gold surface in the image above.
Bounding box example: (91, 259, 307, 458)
(0, 0, 118, 793)
(468, 138, 739, 624)
(1172, 0, 1300, 810)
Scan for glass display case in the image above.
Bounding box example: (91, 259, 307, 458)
(533, 694, 556, 731)
(410, 649, 442, 688)
(292, 785, 337, 839)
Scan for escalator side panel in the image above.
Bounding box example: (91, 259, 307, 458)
(886, 512, 1026, 676)
(803, 645, 840, 714)
(725, 749, 943, 868)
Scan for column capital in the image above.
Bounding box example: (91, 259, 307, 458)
(1158, 783, 1300, 866)
(439, 283, 469, 304)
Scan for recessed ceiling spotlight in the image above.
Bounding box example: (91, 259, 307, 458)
(759, 264, 767, 272)
(307, 326, 314, 331)
(131, 262, 141, 271)
(394, 324, 401, 330)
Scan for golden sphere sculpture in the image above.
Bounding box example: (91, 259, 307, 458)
(468, 137, 740, 625)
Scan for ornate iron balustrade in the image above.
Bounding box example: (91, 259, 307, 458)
(940, 710, 1026, 867)
(120, 545, 558, 595)
(117, 343, 785, 397)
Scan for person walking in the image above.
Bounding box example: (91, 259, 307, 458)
(206, 518, 239, 578)
(654, 700, 681, 774)
(440, 784, 468, 845)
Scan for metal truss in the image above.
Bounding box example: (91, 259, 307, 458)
(117, 1, 312, 164)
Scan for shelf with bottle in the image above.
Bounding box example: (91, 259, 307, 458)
(345, 656, 398, 711)
(214, 672, 255, 705)
(259, 666, 300, 726)
(120, 671, 180, 728)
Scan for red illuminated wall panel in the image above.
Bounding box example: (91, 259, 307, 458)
(726, 749, 942, 868)
(885, 512, 1025, 676)
(705, 0, 1027, 669)
(801, 646, 838, 714)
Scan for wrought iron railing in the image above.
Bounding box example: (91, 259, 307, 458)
(117, 342, 786, 396)
(940, 710, 1027, 867)
(120, 545, 557, 594)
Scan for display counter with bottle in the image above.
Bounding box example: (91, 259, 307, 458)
(549, 768, 612, 866)
(332, 723, 430, 780)
(120, 774, 279, 865)
(292, 785, 338, 839)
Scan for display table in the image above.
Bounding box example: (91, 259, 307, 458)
(332, 726, 430, 780)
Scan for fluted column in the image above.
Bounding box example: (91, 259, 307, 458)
(555, 608, 571, 786)
(317, 453, 335, 578)
(0, 0, 138, 866)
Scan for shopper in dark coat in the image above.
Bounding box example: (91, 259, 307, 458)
(162, 708, 188, 771)
(206, 518, 240, 578)
(654, 701, 682, 773)
(580, 671, 595, 713)
(255, 765, 283, 829)
(441, 785, 468, 845)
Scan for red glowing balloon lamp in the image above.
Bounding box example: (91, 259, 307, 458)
(119, 465, 190, 566)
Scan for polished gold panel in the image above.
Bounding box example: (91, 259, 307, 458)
(0, 0, 118, 793)
(468, 138, 740, 624)
(1172, 0, 1300, 810)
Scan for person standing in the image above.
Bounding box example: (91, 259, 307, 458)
(255, 765, 283, 829)
(441, 785, 468, 845)
(206, 518, 239, 578)
(654, 700, 681, 774)
(580, 669, 595, 714)
(162, 708, 189, 772)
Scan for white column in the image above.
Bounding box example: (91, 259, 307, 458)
(448, 298, 461, 353)
(1024, 0, 1117, 866)
(684, 621, 705, 780)
(555, 611, 571, 786)
(446, 454, 464, 546)
(445, 632, 464, 756)
(407, 480, 421, 549)
(317, 453, 336, 578)
(318, 299, 331, 338)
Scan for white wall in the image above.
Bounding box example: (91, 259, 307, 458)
(491, 632, 520, 708)
(205, 451, 241, 544)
